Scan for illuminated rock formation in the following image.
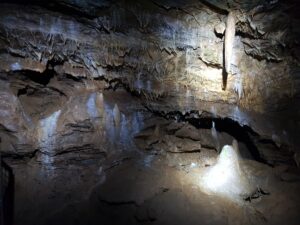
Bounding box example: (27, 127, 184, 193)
(224, 11, 236, 75)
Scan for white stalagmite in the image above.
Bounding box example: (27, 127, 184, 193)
(201, 143, 254, 201)
(232, 139, 239, 153)
(224, 12, 235, 74)
(113, 103, 121, 126)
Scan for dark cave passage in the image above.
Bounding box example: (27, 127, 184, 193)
(189, 117, 262, 162)
(145, 108, 267, 163)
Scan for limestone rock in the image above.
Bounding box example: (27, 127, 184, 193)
(165, 121, 185, 133)
(174, 124, 202, 141)
(163, 135, 201, 153)
(0, 0, 298, 164)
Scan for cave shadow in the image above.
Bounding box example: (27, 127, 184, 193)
(1, 158, 15, 225)
(182, 116, 262, 163)
(148, 108, 263, 162)
(222, 68, 228, 90)
(222, 41, 228, 90)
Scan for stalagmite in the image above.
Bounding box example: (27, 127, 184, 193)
(113, 103, 121, 126)
(201, 144, 254, 200)
(232, 139, 239, 153)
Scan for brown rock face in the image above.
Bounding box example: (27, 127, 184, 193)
(0, 0, 299, 171)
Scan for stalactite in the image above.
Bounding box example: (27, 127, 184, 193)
(223, 11, 236, 90)
(225, 12, 235, 73)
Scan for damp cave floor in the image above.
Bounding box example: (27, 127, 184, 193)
(7, 147, 300, 225)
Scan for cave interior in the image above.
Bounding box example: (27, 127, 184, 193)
(0, 0, 300, 225)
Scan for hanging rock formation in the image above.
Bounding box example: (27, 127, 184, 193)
(224, 11, 236, 75)
(223, 11, 236, 89)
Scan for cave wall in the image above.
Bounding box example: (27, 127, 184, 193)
(0, 0, 299, 163)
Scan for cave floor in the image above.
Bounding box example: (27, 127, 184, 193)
(8, 146, 300, 225)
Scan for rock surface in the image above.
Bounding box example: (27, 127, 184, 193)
(0, 0, 298, 163)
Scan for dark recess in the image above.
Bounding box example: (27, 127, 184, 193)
(0, 157, 15, 225)
(19, 69, 54, 86)
(13, 57, 65, 87)
(147, 109, 264, 163)
(189, 117, 263, 163)
(0, 0, 98, 19)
